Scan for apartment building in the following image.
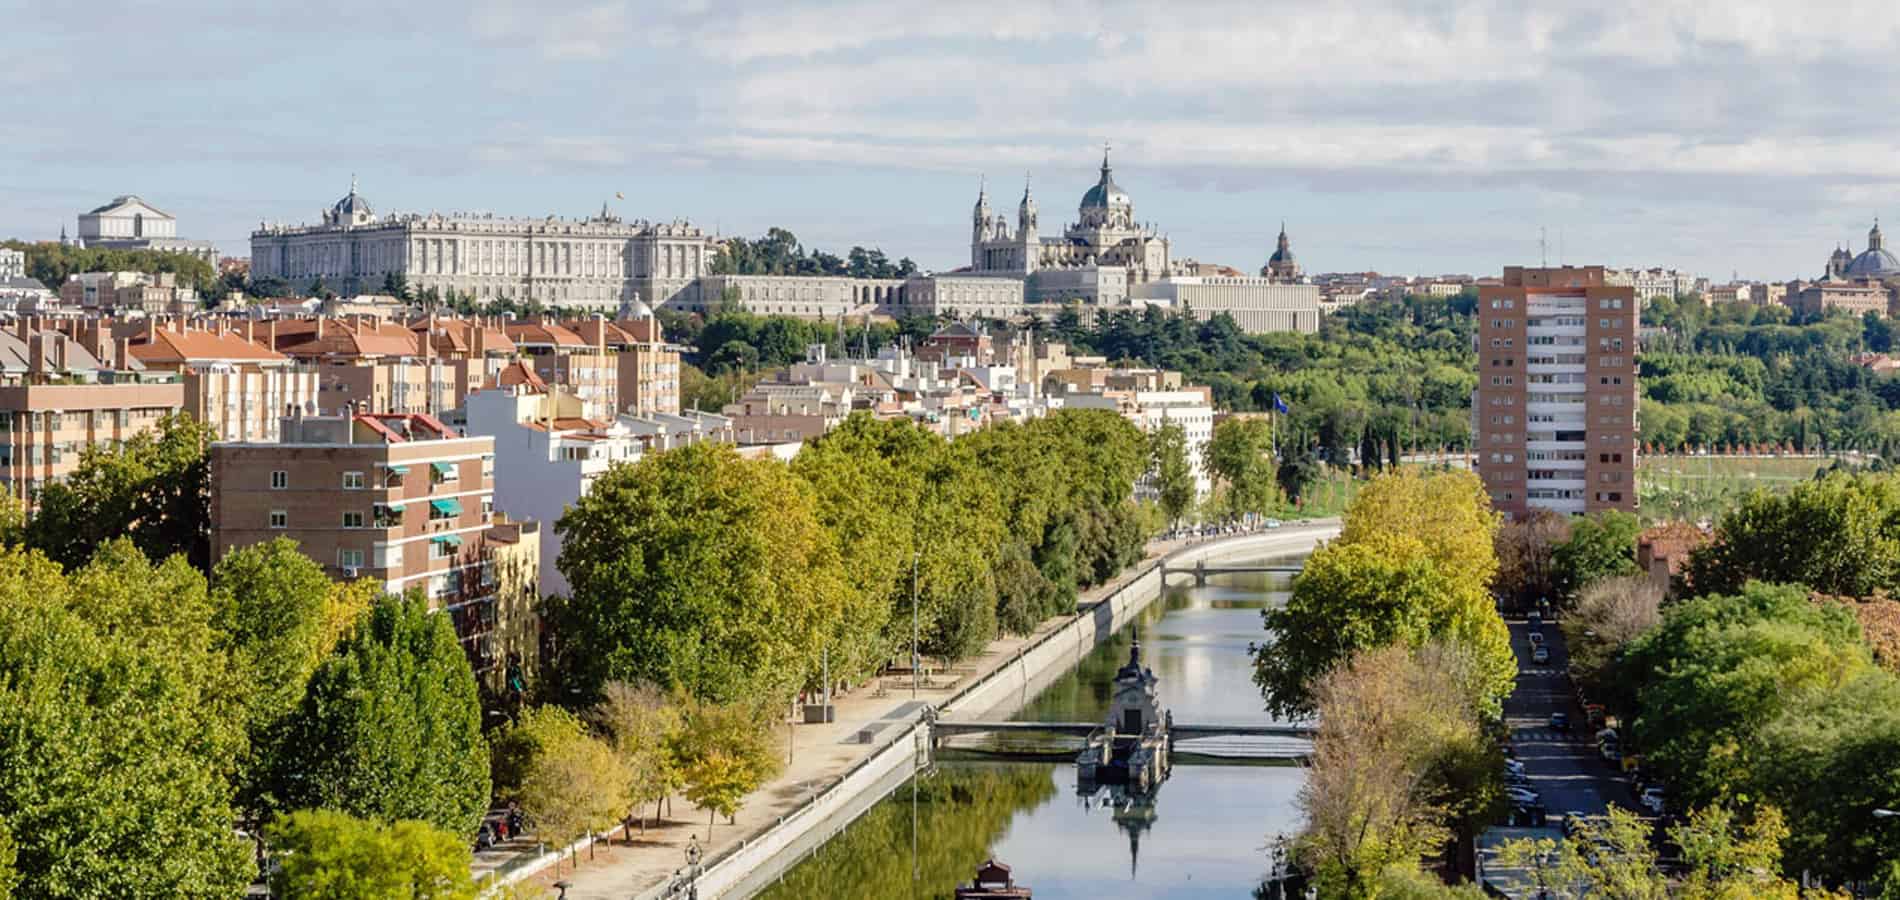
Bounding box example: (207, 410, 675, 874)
(208, 411, 535, 682)
(1063, 386, 1215, 498)
(505, 320, 619, 420)
(465, 368, 646, 598)
(1475, 266, 1638, 520)
(569, 315, 682, 417)
(0, 322, 183, 504)
(58, 271, 201, 316)
(103, 320, 322, 442)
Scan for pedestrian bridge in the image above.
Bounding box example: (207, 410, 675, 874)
(1158, 560, 1305, 586)
(929, 719, 1317, 762)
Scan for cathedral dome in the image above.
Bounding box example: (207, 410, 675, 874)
(1845, 247, 1900, 278)
(1847, 219, 1900, 278)
(1080, 148, 1130, 210)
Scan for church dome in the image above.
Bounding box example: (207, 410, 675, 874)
(1845, 247, 1900, 278)
(1080, 148, 1130, 210)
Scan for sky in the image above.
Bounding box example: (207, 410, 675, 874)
(6, 0, 1900, 280)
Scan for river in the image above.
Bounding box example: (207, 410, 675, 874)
(754, 555, 1308, 900)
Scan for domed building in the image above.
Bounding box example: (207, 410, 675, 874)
(969, 146, 1174, 302)
(1790, 220, 1900, 319)
(321, 176, 376, 228)
(1261, 223, 1302, 283)
(1844, 220, 1900, 279)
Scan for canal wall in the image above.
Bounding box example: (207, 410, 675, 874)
(682, 524, 1337, 900)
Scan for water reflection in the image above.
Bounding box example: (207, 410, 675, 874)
(756, 559, 1308, 900)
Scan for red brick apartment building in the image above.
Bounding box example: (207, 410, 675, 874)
(209, 410, 537, 679)
(1475, 266, 1638, 521)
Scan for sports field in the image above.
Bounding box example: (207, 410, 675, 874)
(1637, 454, 1835, 523)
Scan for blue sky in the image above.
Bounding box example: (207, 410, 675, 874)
(7, 0, 1900, 280)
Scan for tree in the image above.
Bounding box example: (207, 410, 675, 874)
(1624, 582, 1871, 808)
(1297, 643, 1502, 897)
(1492, 510, 1571, 608)
(1495, 806, 1829, 899)
(1256, 471, 1515, 718)
(591, 682, 682, 831)
(1206, 417, 1276, 516)
(0, 545, 252, 898)
(267, 809, 475, 900)
(518, 727, 629, 869)
(667, 698, 782, 830)
(267, 592, 490, 837)
(1561, 575, 1662, 704)
(1276, 442, 1320, 508)
(1687, 474, 1900, 597)
(489, 704, 590, 805)
(553, 442, 855, 707)
(1552, 510, 1641, 598)
(1147, 421, 1195, 526)
(24, 412, 213, 569)
(211, 539, 371, 800)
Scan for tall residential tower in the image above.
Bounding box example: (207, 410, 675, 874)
(1475, 266, 1637, 521)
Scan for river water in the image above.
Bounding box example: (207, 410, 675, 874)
(755, 557, 1308, 900)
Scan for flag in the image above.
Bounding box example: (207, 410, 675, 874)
(1272, 393, 1291, 414)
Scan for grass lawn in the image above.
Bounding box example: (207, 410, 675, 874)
(1637, 454, 1834, 523)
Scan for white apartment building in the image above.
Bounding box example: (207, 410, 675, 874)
(464, 378, 645, 599)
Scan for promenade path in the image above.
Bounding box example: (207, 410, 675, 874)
(478, 521, 1336, 898)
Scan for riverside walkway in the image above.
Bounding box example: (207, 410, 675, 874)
(477, 520, 1338, 899)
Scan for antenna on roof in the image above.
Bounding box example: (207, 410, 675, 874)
(1539, 227, 1548, 268)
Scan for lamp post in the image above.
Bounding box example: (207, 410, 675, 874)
(911, 551, 920, 698)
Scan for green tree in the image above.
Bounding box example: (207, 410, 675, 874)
(1551, 510, 1641, 598)
(667, 698, 782, 830)
(268, 593, 490, 837)
(267, 809, 475, 900)
(517, 727, 629, 869)
(489, 704, 590, 804)
(1205, 417, 1276, 517)
(1624, 582, 1871, 808)
(25, 412, 214, 569)
(0, 546, 252, 898)
(1687, 474, 1900, 597)
(1256, 471, 1515, 718)
(553, 442, 855, 707)
(211, 539, 365, 802)
(1147, 421, 1196, 526)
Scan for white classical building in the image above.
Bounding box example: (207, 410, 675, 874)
(1132, 277, 1320, 334)
(0, 248, 23, 280)
(251, 180, 723, 310)
(70, 196, 221, 265)
(970, 149, 1172, 304)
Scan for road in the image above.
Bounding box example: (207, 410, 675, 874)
(1479, 614, 1632, 896)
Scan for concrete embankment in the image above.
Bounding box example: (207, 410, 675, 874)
(694, 523, 1338, 900)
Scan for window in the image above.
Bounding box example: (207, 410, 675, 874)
(342, 511, 364, 528)
(431, 461, 459, 484)
(342, 471, 365, 490)
(430, 540, 452, 560)
(269, 510, 287, 529)
(339, 549, 365, 569)
(271, 470, 288, 489)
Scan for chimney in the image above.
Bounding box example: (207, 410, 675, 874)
(28, 335, 45, 377)
(145, 317, 157, 343)
(266, 319, 278, 350)
(115, 337, 131, 370)
(14, 319, 27, 342)
(315, 317, 326, 339)
(53, 334, 67, 371)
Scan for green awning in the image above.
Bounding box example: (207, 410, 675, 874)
(430, 462, 456, 476)
(431, 534, 464, 547)
(430, 498, 462, 516)
(386, 464, 410, 475)
(382, 501, 405, 511)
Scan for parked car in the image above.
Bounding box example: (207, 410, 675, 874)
(1640, 787, 1667, 814)
(1532, 646, 1551, 664)
(1549, 711, 1570, 731)
(1264, 518, 1283, 529)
